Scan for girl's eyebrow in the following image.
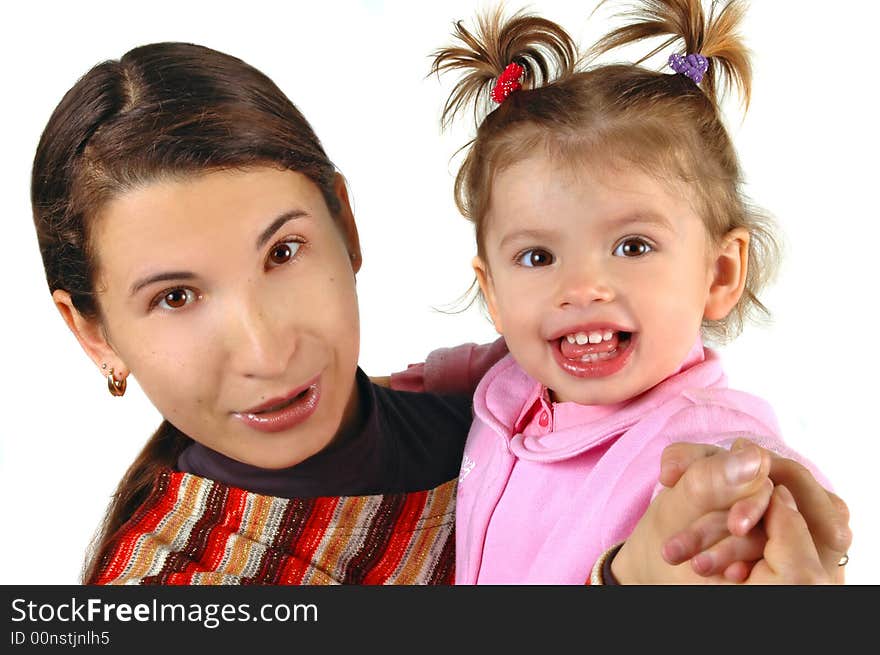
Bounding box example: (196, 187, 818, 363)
(255, 209, 308, 249)
(130, 209, 310, 297)
(496, 211, 675, 250)
(606, 211, 674, 231)
(499, 228, 555, 250)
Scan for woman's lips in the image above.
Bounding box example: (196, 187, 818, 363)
(233, 377, 321, 433)
(551, 332, 636, 378)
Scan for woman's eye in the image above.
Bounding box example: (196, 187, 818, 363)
(154, 288, 197, 311)
(613, 238, 653, 257)
(516, 248, 555, 268)
(267, 239, 302, 267)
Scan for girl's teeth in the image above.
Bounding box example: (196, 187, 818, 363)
(580, 348, 618, 362)
(565, 330, 618, 344)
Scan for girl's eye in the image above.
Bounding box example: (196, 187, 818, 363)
(154, 287, 197, 311)
(267, 239, 303, 268)
(516, 248, 555, 268)
(613, 237, 653, 258)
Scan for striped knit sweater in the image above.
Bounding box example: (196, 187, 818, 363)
(93, 468, 457, 585)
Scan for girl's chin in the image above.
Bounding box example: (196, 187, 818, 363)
(545, 367, 647, 406)
(548, 385, 632, 406)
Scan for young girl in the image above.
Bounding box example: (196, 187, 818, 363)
(432, 0, 842, 584)
(31, 37, 842, 586)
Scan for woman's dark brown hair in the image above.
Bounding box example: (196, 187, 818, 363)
(31, 42, 343, 583)
(433, 0, 779, 342)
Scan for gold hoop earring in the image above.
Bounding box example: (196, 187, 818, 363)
(107, 368, 127, 397)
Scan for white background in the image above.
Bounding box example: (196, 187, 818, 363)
(1, 0, 877, 584)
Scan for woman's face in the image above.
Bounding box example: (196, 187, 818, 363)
(77, 166, 362, 468)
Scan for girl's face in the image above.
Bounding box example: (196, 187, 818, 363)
(474, 155, 746, 405)
(63, 166, 362, 468)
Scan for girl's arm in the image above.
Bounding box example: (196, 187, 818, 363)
(387, 338, 508, 394)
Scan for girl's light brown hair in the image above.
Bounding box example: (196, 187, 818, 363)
(432, 0, 779, 343)
(31, 42, 343, 583)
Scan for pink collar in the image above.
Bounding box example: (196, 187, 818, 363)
(474, 338, 725, 462)
(515, 338, 706, 435)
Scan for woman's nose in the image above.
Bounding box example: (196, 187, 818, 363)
(227, 297, 296, 379)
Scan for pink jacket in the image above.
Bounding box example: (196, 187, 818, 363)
(454, 345, 826, 585)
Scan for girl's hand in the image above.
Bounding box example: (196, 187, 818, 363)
(610, 442, 774, 584)
(659, 439, 773, 581)
(659, 439, 851, 582)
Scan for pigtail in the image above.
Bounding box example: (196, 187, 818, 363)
(431, 6, 578, 128)
(82, 421, 192, 583)
(591, 0, 752, 109)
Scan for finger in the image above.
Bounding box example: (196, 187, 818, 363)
(663, 443, 772, 524)
(727, 477, 774, 536)
(662, 511, 730, 564)
(690, 528, 766, 577)
(767, 456, 852, 571)
(722, 560, 753, 583)
(748, 485, 827, 584)
(828, 491, 851, 527)
(659, 442, 723, 487)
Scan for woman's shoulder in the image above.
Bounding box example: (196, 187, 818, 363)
(371, 381, 473, 487)
(374, 381, 473, 430)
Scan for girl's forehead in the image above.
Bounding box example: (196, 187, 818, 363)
(482, 154, 707, 248)
(493, 154, 688, 211)
(497, 131, 698, 194)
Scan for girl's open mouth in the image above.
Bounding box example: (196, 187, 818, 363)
(552, 329, 635, 378)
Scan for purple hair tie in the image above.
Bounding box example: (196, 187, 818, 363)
(668, 52, 709, 84)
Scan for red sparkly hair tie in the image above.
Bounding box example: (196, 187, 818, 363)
(491, 62, 524, 104)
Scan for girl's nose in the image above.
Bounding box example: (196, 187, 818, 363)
(557, 261, 615, 308)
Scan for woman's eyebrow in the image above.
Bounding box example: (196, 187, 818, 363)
(130, 271, 197, 296)
(129, 210, 310, 297)
(256, 209, 308, 249)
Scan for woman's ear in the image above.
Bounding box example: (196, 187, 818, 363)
(704, 228, 749, 321)
(333, 173, 362, 274)
(472, 256, 504, 335)
(52, 290, 126, 376)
